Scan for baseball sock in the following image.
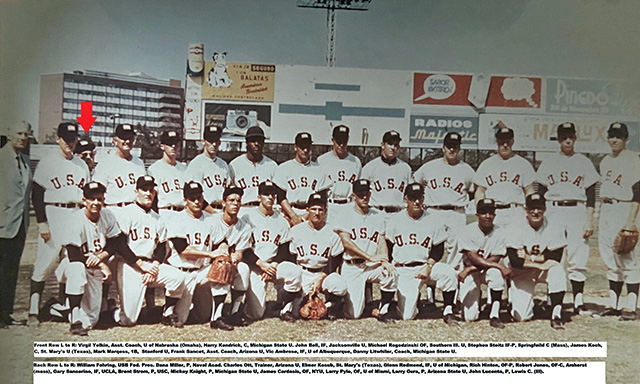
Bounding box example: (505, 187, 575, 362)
(58, 283, 67, 305)
(230, 289, 245, 314)
(442, 290, 456, 316)
(29, 280, 45, 315)
(609, 280, 623, 309)
(379, 291, 394, 315)
(68, 294, 82, 324)
(426, 284, 436, 304)
(550, 292, 564, 320)
(571, 280, 585, 308)
(145, 288, 156, 308)
(211, 295, 226, 321)
(364, 282, 373, 304)
(163, 297, 179, 317)
(489, 289, 502, 319)
(626, 283, 639, 311)
(279, 290, 297, 314)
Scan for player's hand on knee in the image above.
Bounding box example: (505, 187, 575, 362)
(99, 263, 112, 283)
(500, 265, 513, 279)
(415, 264, 432, 280)
(38, 222, 51, 241)
(583, 221, 594, 239)
(86, 254, 102, 268)
(142, 273, 156, 285)
(137, 260, 159, 277)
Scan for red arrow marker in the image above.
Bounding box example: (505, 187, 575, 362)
(76, 101, 97, 133)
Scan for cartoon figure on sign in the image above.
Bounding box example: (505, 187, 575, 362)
(501, 77, 538, 108)
(207, 52, 233, 88)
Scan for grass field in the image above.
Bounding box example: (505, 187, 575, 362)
(1, 216, 639, 384)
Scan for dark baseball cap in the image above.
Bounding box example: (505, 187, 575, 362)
(74, 139, 96, 154)
(332, 125, 350, 143)
(57, 122, 79, 142)
(160, 130, 181, 145)
(183, 181, 203, 199)
(295, 132, 313, 148)
(382, 130, 402, 143)
(223, 186, 244, 200)
(203, 125, 222, 142)
(557, 122, 576, 138)
(404, 182, 424, 199)
(443, 132, 462, 148)
(476, 199, 496, 214)
(495, 126, 514, 140)
(136, 175, 157, 190)
(352, 179, 371, 196)
(307, 192, 327, 208)
(607, 122, 629, 139)
(82, 181, 106, 198)
(245, 126, 265, 141)
(525, 193, 546, 210)
(115, 123, 135, 139)
(258, 180, 277, 195)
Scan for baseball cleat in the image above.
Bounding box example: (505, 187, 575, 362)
(70, 321, 88, 336)
(227, 312, 249, 327)
(161, 314, 184, 328)
(443, 314, 460, 327)
(619, 310, 636, 321)
(210, 319, 234, 331)
(573, 305, 591, 316)
(550, 317, 565, 330)
(489, 317, 505, 329)
(279, 311, 296, 323)
(27, 314, 40, 327)
(592, 308, 621, 318)
(376, 312, 395, 324)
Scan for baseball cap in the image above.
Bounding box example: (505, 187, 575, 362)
(307, 192, 327, 208)
(258, 180, 277, 195)
(57, 122, 79, 142)
(82, 181, 106, 198)
(352, 179, 371, 196)
(223, 186, 244, 200)
(74, 139, 96, 154)
(607, 122, 629, 139)
(295, 132, 313, 148)
(136, 175, 157, 190)
(245, 126, 265, 141)
(183, 181, 203, 199)
(476, 199, 496, 214)
(382, 130, 402, 143)
(525, 193, 546, 210)
(404, 182, 424, 199)
(203, 125, 222, 142)
(332, 125, 350, 144)
(115, 123, 135, 139)
(557, 122, 576, 139)
(495, 126, 514, 140)
(160, 130, 180, 145)
(443, 132, 462, 148)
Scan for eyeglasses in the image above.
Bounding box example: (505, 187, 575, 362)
(80, 152, 95, 159)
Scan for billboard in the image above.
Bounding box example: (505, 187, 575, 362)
(485, 76, 542, 110)
(545, 77, 635, 116)
(202, 101, 272, 141)
(408, 114, 478, 149)
(201, 58, 275, 102)
(412, 73, 473, 107)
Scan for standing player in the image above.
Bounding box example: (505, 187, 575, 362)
(29, 122, 90, 325)
(148, 130, 187, 221)
(506, 194, 567, 329)
(456, 199, 512, 328)
(186, 125, 231, 213)
(361, 130, 413, 216)
(74, 138, 97, 175)
(596, 122, 640, 321)
(229, 126, 278, 212)
(317, 125, 362, 221)
(474, 126, 535, 227)
(386, 183, 458, 323)
(536, 123, 599, 314)
(274, 132, 331, 225)
(333, 179, 397, 322)
(112, 176, 187, 326)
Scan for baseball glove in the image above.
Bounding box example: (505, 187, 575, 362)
(207, 255, 236, 284)
(613, 227, 639, 254)
(299, 292, 327, 320)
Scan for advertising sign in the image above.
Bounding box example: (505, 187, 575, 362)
(201, 58, 275, 102)
(203, 101, 272, 141)
(545, 77, 635, 116)
(412, 73, 473, 106)
(408, 114, 478, 149)
(184, 43, 204, 140)
(485, 76, 542, 109)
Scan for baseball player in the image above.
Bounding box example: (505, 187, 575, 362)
(456, 199, 512, 328)
(274, 132, 331, 225)
(29, 122, 90, 326)
(229, 126, 278, 212)
(186, 125, 231, 213)
(506, 194, 567, 330)
(241, 181, 299, 322)
(147, 130, 187, 221)
(284, 193, 347, 319)
(386, 183, 458, 323)
(536, 122, 599, 315)
(360, 130, 413, 217)
(595, 122, 640, 321)
(111, 176, 187, 327)
(74, 138, 97, 174)
(317, 125, 362, 222)
(474, 126, 535, 227)
(333, 179, 397, 322)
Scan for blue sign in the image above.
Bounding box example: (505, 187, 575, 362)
(409, 115, 478, 148)
(546, 78, 633, 116)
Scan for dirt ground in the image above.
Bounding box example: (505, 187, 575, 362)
(1, 217, 639, 384)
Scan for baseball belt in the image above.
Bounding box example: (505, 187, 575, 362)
(429, 205, 464, 211)
(374, 205, 403, 213)
(394, 261, 426, 268)
(329, 198, 349, 204)
(495, 203, 523, 209)
(291, 202, 307, 209)
(242, 201, 260, 207)
(159, 205, 185, 212)
(46, 202, 82, 209)
(551, 200, 583, 207)
(602, 198, 630, 204)
(344, 258, 367, 266)
(176, 266, 200, 273)
(300, 265, 325, 273)
(106, 201, 134, 207)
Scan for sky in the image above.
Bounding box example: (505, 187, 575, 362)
(1, 0, 639, 135)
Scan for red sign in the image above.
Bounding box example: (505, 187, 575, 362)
(486, 76, 542, 108)
(412, 73, 472, 106)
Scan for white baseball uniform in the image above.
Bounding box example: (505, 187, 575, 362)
(334, 204, 397, 319)
(456, 222, 508, 321)
(92, 153, 146, 206)
(598, 149, 640, 284)
(473, 154, 535, 227)
(537, 152, 599, 282)
(229, 154, 278, 205)
(113, 203, 186, 326)
(318, 151, 362, 225)
(386, 210, 456, 320)
(361, 157, 413, 212)
(147, 159, 188, 221)
(274, 160, 331, 215)
(506, 218, 567, 322)
(186, 154, 231, 205)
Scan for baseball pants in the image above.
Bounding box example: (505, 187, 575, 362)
(396, 263, 457, 320)
(32, 206, 80, 282)
(598, 202, 640, 283)
(426, 208, 467, 266)
(508, 263, 567, 322)
(244, 261, 302, 320)
(55, 258, 104, 328)
(459, 268, 505, 321)
(546, 203, 590, 282)
(341, 262, 397, 319)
